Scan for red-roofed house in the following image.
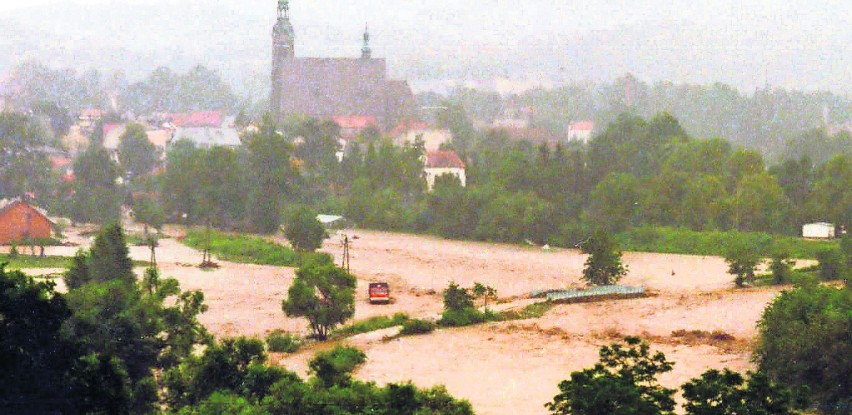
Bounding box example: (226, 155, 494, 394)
(0, 199, 54, 244)
(567, 121, 595, 143)
(332, 115, 378, 139)
(424, 150, 466, 191)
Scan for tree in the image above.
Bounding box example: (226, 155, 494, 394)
(282, 262, 356, 340)
(443, 281, 475, 312)
(284, 206, 328, 252)
(731, 173, 791, 233)
(72, 145, 122, 224)
(472, 282, 497, 309)
(580, 230, 628, 286)
(768, 250, 794, 285)
(245, 115, 295, 233)
(815, 247, 845, 281)
(586, 173, 644, 233)
(0, 265, 80, 413)
(723, 241, 762, 287)
(756, 283, 851, 410)
(809, 154, 852, 230)
(0, 113, 56, 201)
(118, 123, 158, 179)
(546, 337, 676, 415)
(681, 369, 798, 415)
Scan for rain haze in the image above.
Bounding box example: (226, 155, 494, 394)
(0, 0, 849, 94)
(1, 2, 850, 415)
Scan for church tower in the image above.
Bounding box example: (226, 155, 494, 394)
(271, 0, 294, 118)
(361, 24, 372, 59)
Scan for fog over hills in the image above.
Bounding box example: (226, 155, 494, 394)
(0, 0, 849, 95)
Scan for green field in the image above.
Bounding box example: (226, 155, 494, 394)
(616, 226, 838, 259)
(0, 254, 75, 269)
(182, 228, 331, 267)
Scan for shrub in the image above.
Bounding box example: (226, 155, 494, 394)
(266, 330, 301, 353)
(399, 319, 436, 335)
(308, 345, 367, 388)
(332, 313, 410, 338)
(443, 282, 474, 311)
(815, 247, 844, 281)
(439, 308, 501, 327)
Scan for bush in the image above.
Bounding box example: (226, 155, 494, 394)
(332, 313, 410, 338)
(399, 319, 436, 336)
(309, 345, 367, 388)
(438, 307, 500, 327)
(183, 229, 332, 267)
(266, 331, 301, 353)
(756, 283, 851, 410)
(815, 247, 844, 281)
(443, 282, 475, 311)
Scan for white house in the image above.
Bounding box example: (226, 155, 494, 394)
(567, 121, 594, 143)
(802, 222, 835, 239)
(424, 150, 466, 191)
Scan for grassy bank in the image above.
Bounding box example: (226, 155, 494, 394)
(182, 228, 331, 267)
(0, 254, 150, 270)
(616, 226, 837, 259)
(0, 254, 75, 269)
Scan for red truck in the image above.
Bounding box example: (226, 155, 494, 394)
(368, 282, 390, 304)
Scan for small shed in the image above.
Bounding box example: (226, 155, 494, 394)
(0, 199, 54, 245)
(316, 214, 348, 229)
(802, 222, 835, 239)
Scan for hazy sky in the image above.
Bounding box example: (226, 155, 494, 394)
(1, 0, 849, 94)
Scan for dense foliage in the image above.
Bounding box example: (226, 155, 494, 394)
(755, 282, 852, 412)
(546, 337, 676, 415)
(580, 230, 627, 286)
(547, 337, 799, 415)
(284, 206, 328, 252)
(164, 342, 473, 415)
(282, 262, 357, 340)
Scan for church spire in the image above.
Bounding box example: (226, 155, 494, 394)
(278, 0, 289, 19)
(361, 23, 372, 59)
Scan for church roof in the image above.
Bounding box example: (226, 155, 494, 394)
(276, 57, 414, 128)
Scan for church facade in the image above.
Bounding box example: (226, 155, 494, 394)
(270, 1, 416, 129)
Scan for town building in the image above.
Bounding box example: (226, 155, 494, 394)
(0, 199, 54, 245)
(424, 150, 466, 191)
(567, 121, 595, 142)
(270, 1, 416, 129)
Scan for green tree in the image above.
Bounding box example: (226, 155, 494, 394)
(580, 230, 628, 286)
(443, 281, 475, 312)
(756, 283, 851, 410)
(118, 123, 158, 179)
(0, 265, 82, 413)
(815, 247, 845, 281)
(472, 282, 497, 309)
(245, 116, 295, 233)
(546, 337, 676, 415)
(284, 206, 328, 252)
(681, 369, 797, 415)
(809, 154, 852, 229)
(72, 144, 122, 224)
(282, 262, 356, 340)
(724, 241, 762, 287)
(308, 345, 366, 388)
(586, 173, 644, 233)
(0, 113, 57, 201)
(732, 173, 791, 233)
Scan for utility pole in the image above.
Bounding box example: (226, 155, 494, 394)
(341, 235, 350, 272)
